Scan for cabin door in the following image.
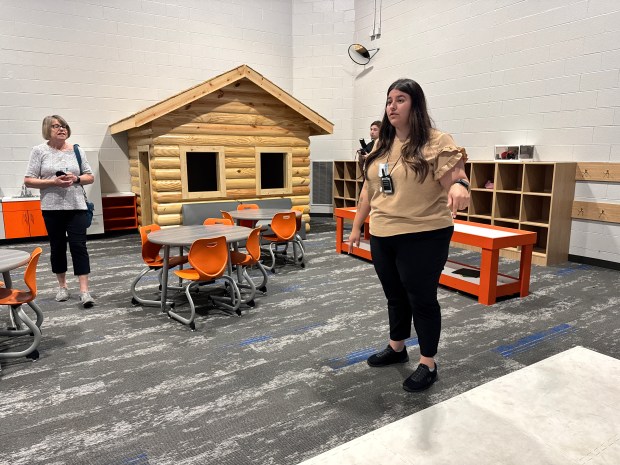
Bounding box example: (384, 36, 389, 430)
(137, 145, 153, 226)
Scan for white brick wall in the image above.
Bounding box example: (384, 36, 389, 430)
(292, 0, 356, 162)
(0, 0, 294, 196)
(1, 0, 619, 264)
(349, 0, 620, 264)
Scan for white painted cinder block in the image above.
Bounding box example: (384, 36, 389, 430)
(2, 0, 619, 264)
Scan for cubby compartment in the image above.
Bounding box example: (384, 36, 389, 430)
(496, 163, 523, 191)
(345, 162, 357, 180)
(463, 162, 472, 180)
(470, 162, 496, 189)
(333, 180, 345, 198)
(468, 217, 492, 225)
(523, 164, 554, 193)
(469, 190, 493, 217)
(494, 192, 521, 222)
(334, 162, 345, 180)
(521, 194, 551, 224)
(344, 180, 357, 199)
(520, 224, 548, 255)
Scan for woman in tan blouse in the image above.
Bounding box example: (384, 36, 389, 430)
(347, 78, 470, 392)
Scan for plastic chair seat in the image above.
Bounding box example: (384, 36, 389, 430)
(170, 236, 241, 330)
(0, 247, 44, 365)
(261, 212, 305, 272)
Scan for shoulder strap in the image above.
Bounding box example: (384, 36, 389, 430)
(73, 144, 83, 175)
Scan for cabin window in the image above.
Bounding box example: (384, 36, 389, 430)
(180, 146, 226, 199)
(255, 147, 293, 196)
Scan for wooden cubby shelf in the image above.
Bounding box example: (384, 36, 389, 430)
(333, 161, 364, 211)
(102, 194, 138, 232)
(462, 161, 576, 265)
(331, 160, 576, 266)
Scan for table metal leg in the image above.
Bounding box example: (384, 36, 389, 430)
(160, 245, 170, 313)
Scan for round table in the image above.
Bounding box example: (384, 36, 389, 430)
(0, 249, 31, 288)
(147, 224, 253, 313)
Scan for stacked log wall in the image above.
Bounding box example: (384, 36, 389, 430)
(127, 81, 314, 229)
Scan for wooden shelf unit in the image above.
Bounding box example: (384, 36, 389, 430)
(333, 160, 363, 209)
(463, 161, 576, 265)
(102, 194, 138, 232)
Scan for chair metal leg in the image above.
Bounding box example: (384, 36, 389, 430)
(131, 266, 184, 308)
(211, 276, 242, 316)
(168, 282, 198, 330)
(0, 305, 41, 360)
(235, 267, 257, 307)
(130, 267, 161, 307)
(254, 261, 269, 293)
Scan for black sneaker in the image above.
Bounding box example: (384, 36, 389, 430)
(402, 363, 438, 392)
(367, 345, 409, 367)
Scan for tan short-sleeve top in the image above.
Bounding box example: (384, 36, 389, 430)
(366, 130, 466, 237)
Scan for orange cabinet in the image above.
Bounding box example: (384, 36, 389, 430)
(3, 200, 47, 239)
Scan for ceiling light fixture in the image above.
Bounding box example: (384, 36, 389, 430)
(347, 44, 380, 65)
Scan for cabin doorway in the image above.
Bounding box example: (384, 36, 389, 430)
(137, 145, 153, 226)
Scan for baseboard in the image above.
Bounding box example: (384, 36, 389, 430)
(568, 254, 620, 271)
(310, 213, 333, 218)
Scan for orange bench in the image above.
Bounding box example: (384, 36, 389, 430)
(334, 207, 537, 305)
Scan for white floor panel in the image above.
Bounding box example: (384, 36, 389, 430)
(298, 347, 620, 465)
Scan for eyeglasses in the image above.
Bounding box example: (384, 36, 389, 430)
(51, 124, 67, 130)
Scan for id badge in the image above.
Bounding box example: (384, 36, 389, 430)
(378, 162, 389, 177)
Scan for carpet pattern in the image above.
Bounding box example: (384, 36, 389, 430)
(0, 218, 618, 464)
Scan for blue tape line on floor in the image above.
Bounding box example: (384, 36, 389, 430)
(221, 322, 328, 349)
(554, 264, 590, 276)
(120, 452, 149, 464)
(492, 323, 574, 357)
(328, 336, 419, 370)
(239, 335, 273, 346)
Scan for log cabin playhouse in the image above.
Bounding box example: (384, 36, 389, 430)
(109, 64, 333, 229)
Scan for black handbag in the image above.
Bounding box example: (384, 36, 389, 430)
(73, 144, 95, 227)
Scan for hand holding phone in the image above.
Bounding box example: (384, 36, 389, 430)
(56, 171, 66, 177)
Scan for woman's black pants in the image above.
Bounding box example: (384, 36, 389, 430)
(370, 226, 453, 357)
(42, 210, 91, 276)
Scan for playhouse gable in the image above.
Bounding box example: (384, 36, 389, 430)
(108, 65, 333, 228)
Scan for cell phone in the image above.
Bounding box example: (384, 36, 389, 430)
(359, 138, 367, 149)
(56, 171, 66, 176)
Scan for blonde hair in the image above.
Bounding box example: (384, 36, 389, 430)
(42, 115, 71, 140)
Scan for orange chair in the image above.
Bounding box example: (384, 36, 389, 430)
(0, 247, 44, 363)
(171, 237, 241, 330)
(236, 203, 259, 228)
(290, 205, 306, 253)
(230, 228, 269, 305)
(261, 212, 305, 272)
(130, 224, 188, 308)
(220, 210, 235, 224)
(204, 218, 234, 226)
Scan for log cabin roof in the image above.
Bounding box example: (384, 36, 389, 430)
(109, 64, 333, 136)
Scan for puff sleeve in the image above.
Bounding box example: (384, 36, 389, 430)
(433, 132, 468, 180)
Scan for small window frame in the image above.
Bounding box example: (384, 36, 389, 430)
(180, 145, 226, 200)
(255, 147, 293, 196)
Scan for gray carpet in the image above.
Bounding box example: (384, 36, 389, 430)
(1, 217, 618, 465)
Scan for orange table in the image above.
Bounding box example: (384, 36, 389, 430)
(334, 207, 537, 305)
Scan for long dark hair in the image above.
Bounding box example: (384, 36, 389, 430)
(365, 79, 434, 182)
